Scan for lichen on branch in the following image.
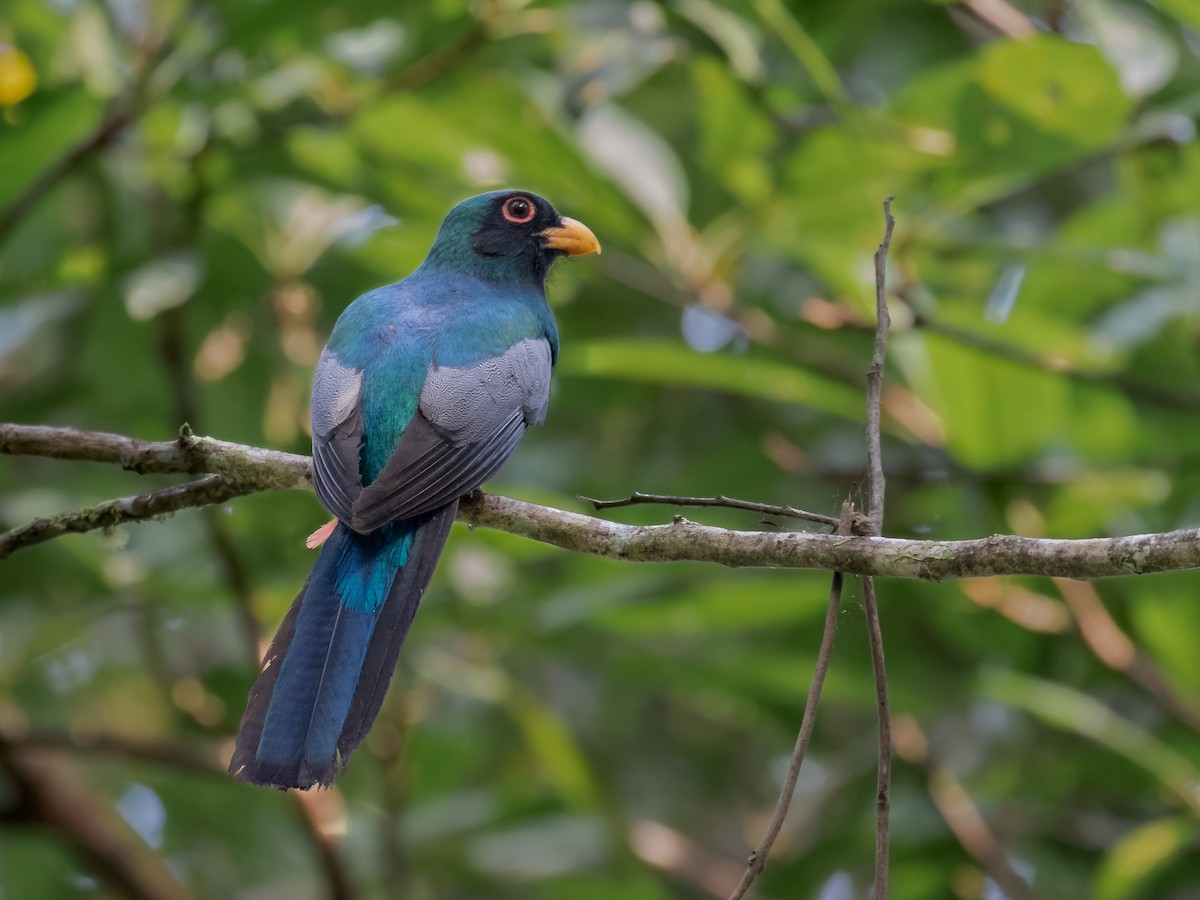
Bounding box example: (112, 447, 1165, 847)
(2, 422, 1198, 580)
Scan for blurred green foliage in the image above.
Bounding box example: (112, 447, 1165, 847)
(3, 0, 1200, 898)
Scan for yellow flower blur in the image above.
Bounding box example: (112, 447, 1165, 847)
(0, 45, 36, 107)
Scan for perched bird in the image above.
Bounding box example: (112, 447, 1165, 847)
(229, 191, 599, 790)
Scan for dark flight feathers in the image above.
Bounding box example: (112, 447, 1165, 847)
(311, 337, 552, 535)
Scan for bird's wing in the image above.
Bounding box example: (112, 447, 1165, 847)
(348, 337, 553, 533)
(311, 348, 366, 523)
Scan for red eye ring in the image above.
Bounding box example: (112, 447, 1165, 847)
(502, 196, 536, 224)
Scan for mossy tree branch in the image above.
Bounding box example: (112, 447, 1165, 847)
(1, 422, 1198, 579)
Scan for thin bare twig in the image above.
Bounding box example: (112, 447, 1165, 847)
(10, 728, 225, 777)
(893, 717, 1036, 900)
(579, 491, 839, 528)
(0, 474, 254, 559)
(726, 201, 895, 896)
(0, 103, 135, 247)
(4, 423, 1200, 579)
(727, 504, 853, 899)
(386, 22, 489, 92)
(3, 723, 359, 900)
(0, 0, 192, 249)
(205, 506, 263, 663)
(632, 819, 745, 898)
(151, 211, 351, 895)
(293, 793, 357, 900)
(1055, 579, 1200, 734)
(960, 0, 1036, 38)
(865, 198, 894, 532)
(927, 766, 1035, 899)
(861, 576, 891, 899)
(263, 22, 494, 136)
(153, 176, 264, 667)
(0, 740, 189, 900)
(862, 197, 896, 900)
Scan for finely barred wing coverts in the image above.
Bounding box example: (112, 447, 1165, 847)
(310, 349, 365, 523)
(349, 337, 553, 532)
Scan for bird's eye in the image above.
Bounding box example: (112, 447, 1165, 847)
(502, 196, 536, 224)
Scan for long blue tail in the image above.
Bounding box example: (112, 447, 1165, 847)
(229, 503, 457, 789)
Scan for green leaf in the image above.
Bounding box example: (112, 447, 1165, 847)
(691, 56, 774, 203)
(561, 338, 863, 421)
(1129, 583, 1200, 698)
(1094, 816, 1198, 900)
(591, 573, 829, 636)
(919, 332, 1070, 468)
(1153, 0, 1200, 33)
(981, 668, 1200, 816)
(894, 35, 1133, 217)
(506, 689, 602, 810)
(0, 89, 104, 211)
(675, 0, 764, 83)
(535, 874, 671, 900)
(976, 36, 1131, 147)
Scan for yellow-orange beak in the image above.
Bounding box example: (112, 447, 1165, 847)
(539, 217, 601, 257)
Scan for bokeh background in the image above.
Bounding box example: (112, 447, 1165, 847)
(3, 0, 1200, 897)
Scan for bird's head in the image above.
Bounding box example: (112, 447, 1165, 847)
(423, 190, 600, 285)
